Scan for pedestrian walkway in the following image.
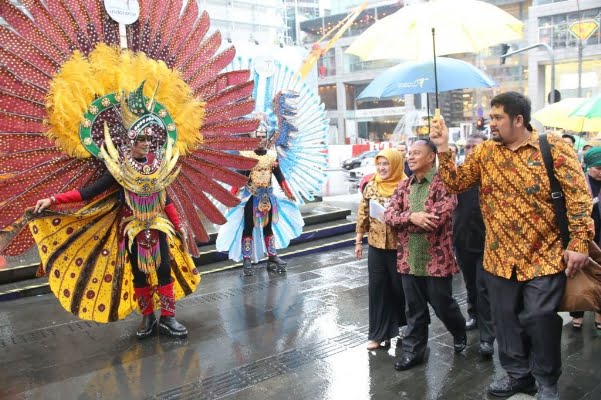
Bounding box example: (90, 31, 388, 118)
(0, 247, 599, 399)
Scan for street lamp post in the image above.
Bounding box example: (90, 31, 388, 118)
(500, 43, 556, 104)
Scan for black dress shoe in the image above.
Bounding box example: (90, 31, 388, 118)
(465, 317, 478, 331)
(453, 335, 467, 353)
(394, 355, 423, 371)
(479, 341, 494, 357)
(159, 316, 188, 338)
(488, 375, 537, 397)
(136, 313, 157, 339)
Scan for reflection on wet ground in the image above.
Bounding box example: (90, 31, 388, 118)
(0, 247, 599, 399)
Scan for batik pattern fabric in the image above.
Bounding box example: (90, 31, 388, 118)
(438, 132, 594, 281)
(384, 171, 458, 278)
(27, 192, 199, 323)
(356, 180, 398, 250)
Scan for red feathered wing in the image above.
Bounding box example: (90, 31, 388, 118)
(0, 0, 259, 256)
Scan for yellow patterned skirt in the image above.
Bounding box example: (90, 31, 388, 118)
(27, 192, 200, 323)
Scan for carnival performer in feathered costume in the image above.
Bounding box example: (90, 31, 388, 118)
(216, 60, 329, 276)
(0, 1, 261, 338)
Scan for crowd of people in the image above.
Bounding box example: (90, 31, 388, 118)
(355, 91, 599, 400)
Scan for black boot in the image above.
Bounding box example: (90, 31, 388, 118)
(242, 258, 254, 276)
(264, 235, 286, 273)
(267, 255, 287, 272)
(136, 313, 157, 339)
(157, 282, 188, 338)
(159, 315, 188, 338)
(134, 286, 156, 340)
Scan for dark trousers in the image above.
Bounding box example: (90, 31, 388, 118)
(130, 231, 172, 288)
(242, 196, 273, 237)
(401, 275, 466, 358)
(455, 248, 495, 343)
(486, 270, 566, 387)
(368, 246, 406, 341)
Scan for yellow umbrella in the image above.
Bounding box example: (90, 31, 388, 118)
(346, 0, 523, 62)
(533, 98, 601, 133)
(346, 0, 522, 111)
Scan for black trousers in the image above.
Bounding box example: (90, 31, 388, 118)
(401, 275, 466, 358)
(130, 231, 172, 288)
(486, 270, 566, 387)
(367, 246, 406, 341)
(455, 248, 495, 343)
(242, 196, 273, 237)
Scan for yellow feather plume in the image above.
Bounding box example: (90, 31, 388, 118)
(46, 44, 206, 158)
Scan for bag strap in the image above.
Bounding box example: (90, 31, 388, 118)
(539, 134, 570, 248)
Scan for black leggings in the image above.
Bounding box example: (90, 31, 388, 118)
(242, 196, 273, 238)
(130, 231, 172, 288)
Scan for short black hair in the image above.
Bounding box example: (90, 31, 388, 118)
(413, 139, 438, 154)
(561, 134, 576, 145)
(490, 91, 533, 131)
(468, 133, 487, 141)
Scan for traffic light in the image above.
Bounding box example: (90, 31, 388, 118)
(500, 43, 510, 65)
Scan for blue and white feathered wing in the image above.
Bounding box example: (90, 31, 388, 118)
(227, 58, 329, 204)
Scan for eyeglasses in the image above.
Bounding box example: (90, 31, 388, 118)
(465, 145, 477, 149)
(135, 136, 152, 143)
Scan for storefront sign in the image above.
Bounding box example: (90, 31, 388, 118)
(569, 20, 599, 41)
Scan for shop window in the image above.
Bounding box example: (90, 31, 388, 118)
(319, 84, 337, 110)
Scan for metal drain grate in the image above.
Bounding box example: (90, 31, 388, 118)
(0, 321, 100, 349)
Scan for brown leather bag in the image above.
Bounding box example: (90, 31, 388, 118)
(560, 241, 601, 312)
(540, 134, 601, 313)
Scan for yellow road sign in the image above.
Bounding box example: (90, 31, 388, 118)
(569, 20, 599, 41)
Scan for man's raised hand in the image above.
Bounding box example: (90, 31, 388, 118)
(429, 117, 450, 153)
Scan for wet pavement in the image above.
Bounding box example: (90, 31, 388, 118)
(1, 245, 600, 400)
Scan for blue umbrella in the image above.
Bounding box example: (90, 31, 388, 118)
(357, 57, 496, 102)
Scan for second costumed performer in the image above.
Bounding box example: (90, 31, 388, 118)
(217, 105, 302, 277)
(217, 59, 329, 276)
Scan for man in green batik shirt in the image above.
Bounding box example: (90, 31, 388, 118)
(384, 139, 466, 371)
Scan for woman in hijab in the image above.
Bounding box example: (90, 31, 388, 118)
(356, 148, 408, 350)
(570, 147, 601, 333)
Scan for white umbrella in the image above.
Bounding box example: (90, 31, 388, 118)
(347, 0, 523, 111)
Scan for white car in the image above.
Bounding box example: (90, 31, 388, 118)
(348, 157, 375, 181)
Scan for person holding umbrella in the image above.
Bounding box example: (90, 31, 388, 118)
(430, 92, 593, 399)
